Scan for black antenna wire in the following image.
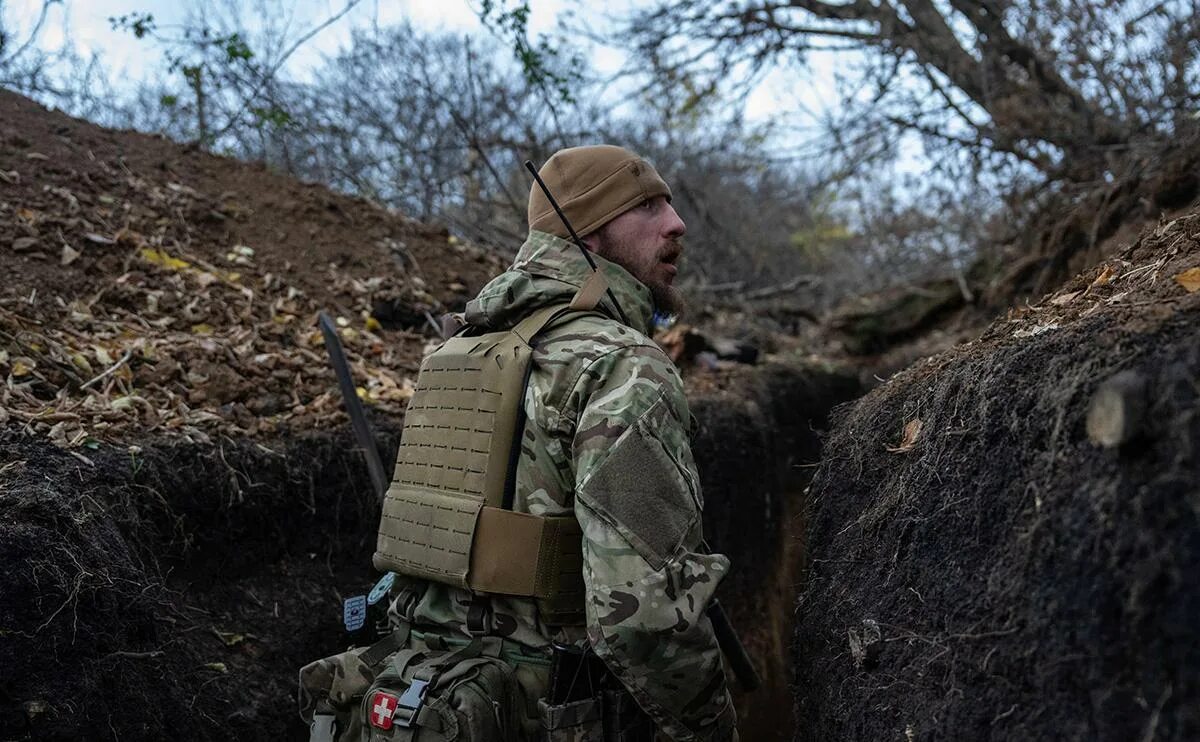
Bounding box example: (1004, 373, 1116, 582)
(524, 160, 631, 327)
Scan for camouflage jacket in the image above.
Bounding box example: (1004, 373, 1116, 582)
(405, 231, 737, 741)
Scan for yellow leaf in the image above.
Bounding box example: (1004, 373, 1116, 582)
(139, 247, 191, 271)
(70, 352, 93, 374)
(886, 418, 923, 453)
(1174, 267, 1200, 293)
(191, 323, 214, 335)
(11, 359, 34, 377)
(212, 628, 248, 646)
(365, 316, 382, 331)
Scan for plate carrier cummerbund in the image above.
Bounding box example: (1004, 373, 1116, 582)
(373, 274, 610, 625)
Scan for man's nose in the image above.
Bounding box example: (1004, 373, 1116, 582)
(663, 203, 686, 239)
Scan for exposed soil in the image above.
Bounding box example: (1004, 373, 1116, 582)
(0, 90, 505, 444)
(0, 421, 398, 740)
(793, 213, 1200, 741)
(0, 92, 863, 741)
(690, 364, 861, 741)
(0, 362, 858, 741)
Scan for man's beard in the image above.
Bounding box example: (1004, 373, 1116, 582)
(594, 235, 686, 317)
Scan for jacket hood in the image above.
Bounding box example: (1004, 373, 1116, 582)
(464, 231, 656, 336)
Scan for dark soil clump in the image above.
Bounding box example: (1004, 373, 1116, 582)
(794, 214, 1200, 741)
(0, 424, 398, 740)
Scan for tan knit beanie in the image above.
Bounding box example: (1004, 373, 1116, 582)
(528, 145, 672, 239)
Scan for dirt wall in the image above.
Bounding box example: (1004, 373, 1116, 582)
(1, 363, 858, 741)
(793, 216, 1200, 741)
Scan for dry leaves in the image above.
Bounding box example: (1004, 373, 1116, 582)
(2, 234, 426, 447)
(1174, 267, 1200, 293)
(887, 418, 923, 453)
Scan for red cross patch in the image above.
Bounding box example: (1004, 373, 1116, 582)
(369, 691, 399, 730)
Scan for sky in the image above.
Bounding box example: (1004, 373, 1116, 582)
(3, 0, 840, 131)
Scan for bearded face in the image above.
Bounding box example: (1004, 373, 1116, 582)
(588, 196, 687, 316)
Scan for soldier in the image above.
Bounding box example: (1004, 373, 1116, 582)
(301, 145, 737, 742)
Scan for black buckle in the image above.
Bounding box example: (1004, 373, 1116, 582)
(466, 598, 492, 637)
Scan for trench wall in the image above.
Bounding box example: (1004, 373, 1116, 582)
(1, 362, 858, 741)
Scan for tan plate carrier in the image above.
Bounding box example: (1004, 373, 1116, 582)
(373, 275, 610, 625)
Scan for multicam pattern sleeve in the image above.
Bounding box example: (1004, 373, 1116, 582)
(570, 342, 738, 742)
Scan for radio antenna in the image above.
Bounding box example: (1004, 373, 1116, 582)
(525, 160, 630, 327)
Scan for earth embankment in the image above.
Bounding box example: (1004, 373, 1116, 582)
(793, 213, 1200, 741)
(1, 361, 858, 740)
(1, 80, 861, 742)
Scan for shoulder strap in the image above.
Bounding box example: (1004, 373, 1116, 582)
(502, 272, 610, 510)
(510, 271, 609, 344)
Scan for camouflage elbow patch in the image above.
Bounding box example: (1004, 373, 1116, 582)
(578, 393, 700, 570)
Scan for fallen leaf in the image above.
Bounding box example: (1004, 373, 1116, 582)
(1090, 265, 1116, 288)
(61, 244, 81, 266)
(887, 418, 923, 453)
(84, 232, 115, 245)
(0, 170, 18, 184)
(203, 662, 228, 673)
(1174, 267, 1200, 293)
(212, 628, 249, 647)
(365, 316, 382, 331)
(11, 359, 35, 377)
(139, 247, 191, 271)
(191, 324, 214, 335)
(70, 352, 93, 374)
(11, 237, 37, 251)
(1050, 290, 1081, 306)
(1014, 323, 1059, 338)
(25, 152, 48, 161)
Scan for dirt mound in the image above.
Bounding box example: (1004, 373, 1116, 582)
(1, 90, 504, 445)
(793, 213, 1200, 740)
(991, 137, 1200, 307)
(0, 423, 398, 739)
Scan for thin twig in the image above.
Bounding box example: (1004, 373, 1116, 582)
(79, 349, 133, 390)
(101, 650, 165, 662)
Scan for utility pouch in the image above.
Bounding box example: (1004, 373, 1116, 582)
(353, 636, 523, 741)
(537, 691, 653, 742)
(538, 696, 604, 742)
(299, 625, 412, 741)
(541, 644, 654, 742)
